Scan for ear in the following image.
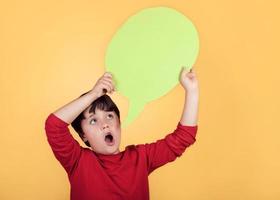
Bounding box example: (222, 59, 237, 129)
(82, 135, 88, 142)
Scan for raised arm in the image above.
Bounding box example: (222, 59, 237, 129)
(45, 72, 115, 174)
(53, 72, 115, 124)
(179, 67, 199, 126)
(143, 67, 199, 174)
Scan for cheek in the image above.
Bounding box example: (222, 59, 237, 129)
(111, 119, 119, 128)
(113, 121, 121, 134)
(81, 122, 97, 138)
(81, 120, 88, 132)
(85, 130, 101, 144)
(113, 121, 119, 128)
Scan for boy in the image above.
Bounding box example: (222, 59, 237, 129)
(45, 67, 199, 200)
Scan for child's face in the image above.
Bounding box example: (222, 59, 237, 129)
(81, 107, 121, 155)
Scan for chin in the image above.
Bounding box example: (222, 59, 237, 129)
(96, 147, 120, 155)
(108, 147, 120, 155)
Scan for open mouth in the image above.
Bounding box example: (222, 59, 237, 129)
(104, 132, 115, 146)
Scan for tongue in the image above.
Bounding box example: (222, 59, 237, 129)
(105, 135, 113, 144)
(105, 137, 112, 143)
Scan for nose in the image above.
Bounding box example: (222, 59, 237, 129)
(102, 123, 109, 130)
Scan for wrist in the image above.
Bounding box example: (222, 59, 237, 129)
(87, 90, 100, 100)
(186, 89, 199, 97)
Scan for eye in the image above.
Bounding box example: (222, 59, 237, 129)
(107, 114, 113, 119)
(89, 119, 97, 125)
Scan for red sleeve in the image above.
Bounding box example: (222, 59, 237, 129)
(45, 113, 82, 175)
(144, 123, 198, 174)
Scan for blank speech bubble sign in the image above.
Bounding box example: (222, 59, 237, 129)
(105, 7, 199, 127)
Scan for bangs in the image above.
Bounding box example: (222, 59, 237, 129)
(71, 94, 120, 148)
(87, 95, 120, 118)
(89, 101, 113, 113)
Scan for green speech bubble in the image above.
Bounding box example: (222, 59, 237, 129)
(105, 7, 199, 127)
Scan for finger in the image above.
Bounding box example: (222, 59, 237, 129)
(101, 77, 113, 85)
(190, 71, 196, 77)
(104, 77, 116, 91)
(100, 77, 110, 86)
(101, 84, 111, 94)
(101, 78, 115, 89)
(102, 75, 115, 89)
(101, 80, 113, 90)
(103, 72, 113, 78)
(190, 67, 197, 75)
(101, 80, 114, 92)
(187, 71, 196, 77)
(181, 66, 188, 76)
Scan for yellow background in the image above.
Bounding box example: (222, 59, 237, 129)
(1, 0, 280, 199)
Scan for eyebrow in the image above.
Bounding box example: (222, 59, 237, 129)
(87, 111, 114, 119)
(88, 114, 94, 119)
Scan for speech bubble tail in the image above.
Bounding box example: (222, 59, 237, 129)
(122, 101, 145, 128)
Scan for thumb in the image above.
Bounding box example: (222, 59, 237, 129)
(180, 66, 188, 78)
(104, 72, 112, 78)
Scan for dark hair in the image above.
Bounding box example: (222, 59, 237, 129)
(71, 93, 120, 147)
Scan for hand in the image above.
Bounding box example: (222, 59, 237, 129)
(179, 67, 199, 93)
(90, 72, 115, 97)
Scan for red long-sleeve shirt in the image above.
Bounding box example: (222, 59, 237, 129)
(45, 113, 198, 200)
